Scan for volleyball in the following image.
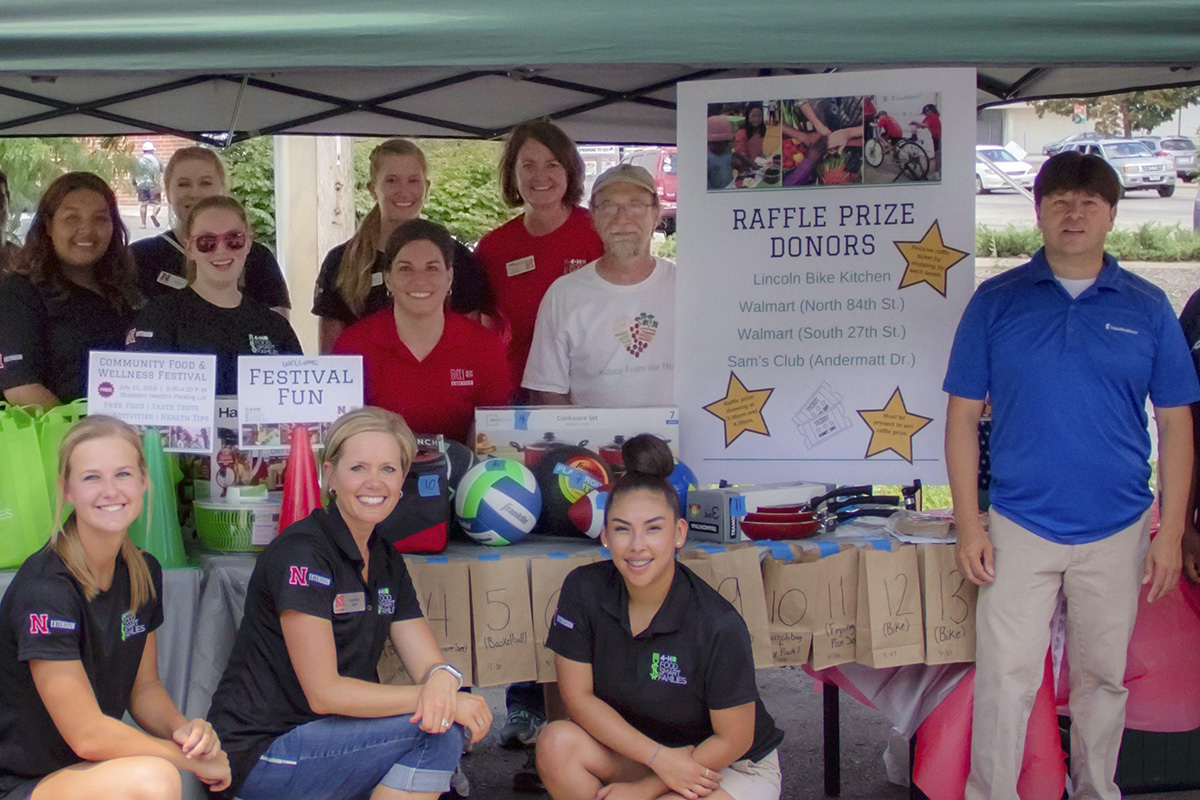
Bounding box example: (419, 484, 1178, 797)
(454, 458, 542, 546)
(567, 484, 610, 539)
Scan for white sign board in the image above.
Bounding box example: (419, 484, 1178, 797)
(236, 356, 363, 449)
(676, 68, 976, 486)
(87, 351, 216, 454)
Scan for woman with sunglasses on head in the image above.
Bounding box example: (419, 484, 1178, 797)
(475, 120, 604, 394)
(126, 196, 301, 394)
(537, 434, 784, 800)
(0, 415, 230, 800)
(132, 147, 291, 318)
(0, 172, 142, 409)
(208, 407, 491, 800)
(313, 139, 492, 354)
(332, 219, 512, 446)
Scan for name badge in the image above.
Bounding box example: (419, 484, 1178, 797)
(371, 272, 385, 287)
(156, 271, 188, 290)
(506, 256, 535, 277)
(333, 591, 367, 615)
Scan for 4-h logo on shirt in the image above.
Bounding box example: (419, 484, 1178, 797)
(248, 335, 279, 355)
(377, 588, 396, 616)
(649, 652, 688, 685)
(120, 611, 146, 641)
(614, 313, 659, 358)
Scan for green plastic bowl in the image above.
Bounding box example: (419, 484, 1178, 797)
(194, 499, 281, 553)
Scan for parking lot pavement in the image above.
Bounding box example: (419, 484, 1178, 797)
(976, 180, 1198, 231)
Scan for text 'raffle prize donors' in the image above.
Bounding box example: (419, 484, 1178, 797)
(243, 360, 357, 405)
(729, 201, 917, 368)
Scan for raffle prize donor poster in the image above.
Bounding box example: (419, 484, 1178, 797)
(676, 68, 975, 486)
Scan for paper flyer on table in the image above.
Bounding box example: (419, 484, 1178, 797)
(86, 351, 216, 454)
(676, 68, 975, 486)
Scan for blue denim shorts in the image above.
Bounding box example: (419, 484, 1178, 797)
(237, 715, 464, 800)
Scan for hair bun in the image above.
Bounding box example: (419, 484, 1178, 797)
(620, 434, 674, 480)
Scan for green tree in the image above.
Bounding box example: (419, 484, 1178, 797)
(352, 138, 514, 245)
(1033, 89, 1200, 138)
(0, 137, 134, 236)
(223, 136, 276, 249)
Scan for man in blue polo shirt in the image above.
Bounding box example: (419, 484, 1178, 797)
(944, 151, 1198, 800)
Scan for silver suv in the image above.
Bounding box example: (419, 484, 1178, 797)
(1137, 135, 1197, 180)
(1062, 138, 1177, 197)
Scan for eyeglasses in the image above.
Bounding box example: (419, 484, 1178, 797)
(193, 232, 247, 253)
(593, 200, 655, 217)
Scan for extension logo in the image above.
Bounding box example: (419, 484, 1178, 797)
(614, 313, 659, 358)
(288, 566, 309, 586)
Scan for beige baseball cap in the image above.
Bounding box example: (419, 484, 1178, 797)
(591, 163, 656, 202)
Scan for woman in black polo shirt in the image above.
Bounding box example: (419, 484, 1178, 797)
(208, 407, 491, 800)
(0, 172, 142, 407)
(126, 195, 302, 394)
(0, 415, 230, 799)
(131, 146, 291, 316)
(538, 435, 784, 800)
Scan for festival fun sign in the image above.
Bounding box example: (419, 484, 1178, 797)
(236, 355, 364, 449)
(676, 68, 975, 485)
(87, 351, 217, 454)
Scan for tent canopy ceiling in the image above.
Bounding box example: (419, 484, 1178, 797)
(3, 1, 1199, 144)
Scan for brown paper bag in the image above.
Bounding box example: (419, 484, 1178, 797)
(530, 553, 597, 683)
(809, 547, 859, 669)
(378, 559, 474, 686)
(919, 544, 978, 664)
(856, 545, 925, 668)
(761, 549, 820, 666)
(470, 557, 537, 687)
(679, 546, 774, 669)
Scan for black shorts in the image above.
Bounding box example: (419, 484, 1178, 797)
(0, 777, 39, 800)
(136, 186, 161, 204)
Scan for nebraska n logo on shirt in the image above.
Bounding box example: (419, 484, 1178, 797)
(288, 566, 331, 587)
(29, 614, 76, 635)
(649, 652, 688, 685)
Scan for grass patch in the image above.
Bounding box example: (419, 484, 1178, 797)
(977, 222, 1200, 262)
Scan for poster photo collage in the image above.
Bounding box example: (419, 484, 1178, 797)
(706, 93, 942, 191)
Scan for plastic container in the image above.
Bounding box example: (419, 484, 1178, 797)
(194, 497, 282, 552)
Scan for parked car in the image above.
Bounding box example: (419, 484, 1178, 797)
(1042, 131, 1105, 156)
(1060, 138, 1176, 197)
(621, 147, 677, 234)
(975, 145, 1035, 193)
(1136, 135, 1197, 180)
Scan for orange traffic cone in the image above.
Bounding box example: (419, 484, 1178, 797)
(278, 425, 321, 534)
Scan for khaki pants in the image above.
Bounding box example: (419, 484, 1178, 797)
(966, 509, 1149, 800)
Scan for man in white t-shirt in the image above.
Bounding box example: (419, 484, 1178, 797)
(523, 163, 675, 407)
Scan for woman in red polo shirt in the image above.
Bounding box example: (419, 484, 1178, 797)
(332, 219, 513, 445)
(475, 121, 604, 393)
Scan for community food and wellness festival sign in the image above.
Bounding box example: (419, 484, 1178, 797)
(677, 68, 975, 485)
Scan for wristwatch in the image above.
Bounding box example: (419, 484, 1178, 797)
(426, 662, 464, 690)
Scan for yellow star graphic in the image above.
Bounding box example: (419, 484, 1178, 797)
(703, 372, 774, 448)
(894, 220, 969, 297)
(856, 388, 933, 464)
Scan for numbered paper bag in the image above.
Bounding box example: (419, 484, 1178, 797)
(530, 553, 597, 683)
(919, 544, 977, 665)
(680, 546, 775, 669)
(761, 549, 820, 666)
(470, 557, 537, 687)
(810, 547, 859, 669)
(378, 560, 473, 686)
(856, 545, 925, 668)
